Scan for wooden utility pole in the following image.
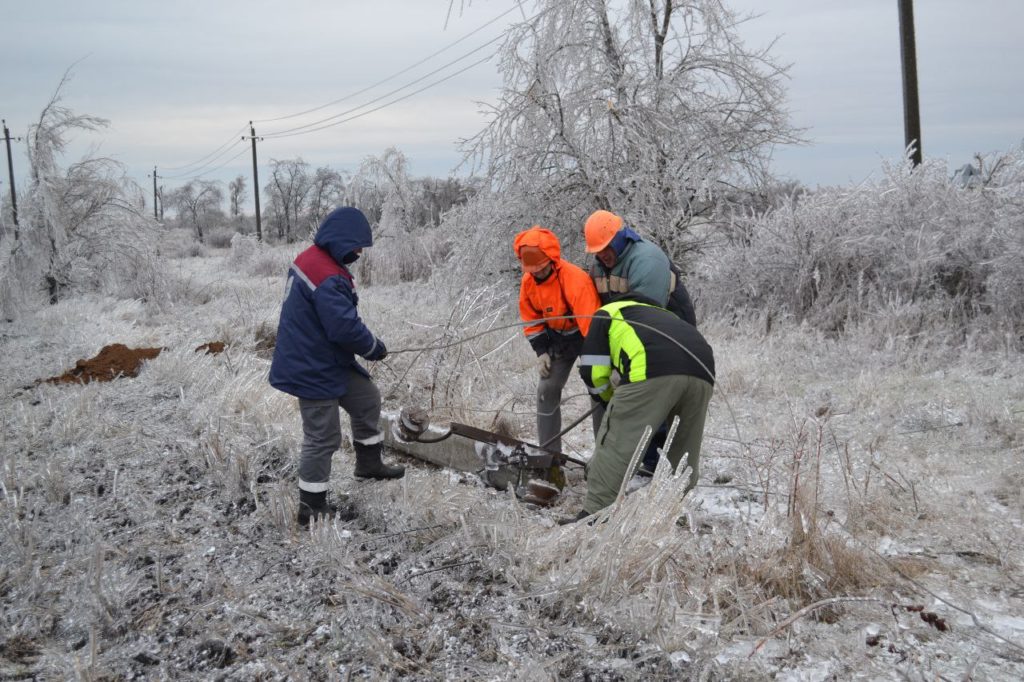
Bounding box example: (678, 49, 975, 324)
(898, 0, 922, 166)
(148, 166, 162, 220)
(2, 119, 20, 236)
(243, 122, 263, 241)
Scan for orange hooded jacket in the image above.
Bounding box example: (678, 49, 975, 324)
(513, 227, 601, 356)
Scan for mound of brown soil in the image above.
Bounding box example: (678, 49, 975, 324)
(46, 344, 163, 385)
(195, 341, 226, 355)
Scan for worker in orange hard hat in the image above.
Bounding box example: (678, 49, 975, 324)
(586, 210, 685, 314)
(583, 209, 698, 475)
(513, 226, 602, 454)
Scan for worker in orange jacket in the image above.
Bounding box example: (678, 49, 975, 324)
(514, 226, 602, 454)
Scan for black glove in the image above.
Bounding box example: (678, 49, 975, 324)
(364, 337, 388, 361)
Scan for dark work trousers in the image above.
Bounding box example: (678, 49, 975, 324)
(297, 368, 382, 492)
(584, 374, 713, 514)
(537, 353, 601, 453)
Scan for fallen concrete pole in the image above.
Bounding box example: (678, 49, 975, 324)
(380, 411, 527, 491)
(380, 411, 480, 472)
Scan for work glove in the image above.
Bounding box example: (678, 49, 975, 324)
(537, 352, 552, 379)
(364, 337, 388, 362)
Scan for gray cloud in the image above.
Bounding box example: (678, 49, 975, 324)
(2, 0, 1021, 194)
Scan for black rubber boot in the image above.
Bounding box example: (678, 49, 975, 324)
(353, 442, 405, 480)
(297, 489, 337, 527)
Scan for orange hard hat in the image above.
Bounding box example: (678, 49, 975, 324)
(518, 245, 552, 273)
(584, 210, 624, 253)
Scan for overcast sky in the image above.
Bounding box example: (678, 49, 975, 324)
(2, 0, 1022, 201)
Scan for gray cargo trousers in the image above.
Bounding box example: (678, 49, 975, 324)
(296, 368, 382, 493)
(537, 352, 602, 453)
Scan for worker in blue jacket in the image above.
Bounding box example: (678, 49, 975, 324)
(269, 206, 404, 527)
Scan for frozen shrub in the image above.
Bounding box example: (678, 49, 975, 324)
(430, 191, 587, 299)
(228, 232, 296, 278)
(701, 147, 1024, 346)
(228, 232, 260, 264)
(356, 228, 451, 286)
(205, 226, 236, 249)
(180, 240, 206, 259)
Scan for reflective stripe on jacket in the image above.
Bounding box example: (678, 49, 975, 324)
(578, 299, 715, 404)
(269, 208, 377, 399)
(589, 236, 672, 307)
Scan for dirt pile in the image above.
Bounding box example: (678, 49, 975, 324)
(43, 340, 228, 385)
(46, 344, 163, 384)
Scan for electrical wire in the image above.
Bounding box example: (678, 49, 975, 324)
(156, 2, 541, 179)
(261, 37, 501, 138)
(167, 143, 250, 182)
(262, 52, 496, 140)
(161, 142, 248, 180)
(252, 3, 524, 125)
(160, 125, 250, 173)
(385, 313, 716, 385)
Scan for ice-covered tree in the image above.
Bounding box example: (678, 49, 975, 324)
(0, 71, 152, 312)
(306, 166, 347, 233)
(463, 0, 800, 258)
(168, 180, 223, 243)
(228, 174, 247, 219)
(264, 158, 311, 242)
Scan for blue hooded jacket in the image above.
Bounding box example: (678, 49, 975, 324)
(269, 207, 382, 399)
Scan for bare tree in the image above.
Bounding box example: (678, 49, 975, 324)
(464, 0, 801, 257)
(170, 180, 223, 243)
(306, 166, 346, 233)
(228, 175, 247, 219)
(418, 176, 475, 227)
(264, 158, 311, 242)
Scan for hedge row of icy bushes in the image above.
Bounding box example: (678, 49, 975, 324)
(699, 150, 1024, 347)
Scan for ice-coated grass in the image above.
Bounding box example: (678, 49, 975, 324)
(1, 228, 1023, 679)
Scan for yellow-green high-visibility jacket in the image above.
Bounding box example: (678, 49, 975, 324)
(578, 298, 715, 404)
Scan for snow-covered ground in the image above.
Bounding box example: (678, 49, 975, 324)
(2, 236, 1022, 679)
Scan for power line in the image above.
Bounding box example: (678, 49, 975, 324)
(155, 2, 542, 181)
(162, 139, 248, 180)
(261, 53, 496, 140)
(190, 145, 250, 180)
(252, 3, 523, 125)
(262, 35, 504, 139)
(168, 144, 250, 183)
(160, 124, 249, 172)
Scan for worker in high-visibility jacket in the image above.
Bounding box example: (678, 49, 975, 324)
(514, 226, 602, 453)
(573, 295, 715, 519)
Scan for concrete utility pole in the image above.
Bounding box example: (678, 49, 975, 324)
(148, 166, 162, 220)
(898, 0, 923, 166)
(2, 119, 20, 236)
(242, 122, 263, 241)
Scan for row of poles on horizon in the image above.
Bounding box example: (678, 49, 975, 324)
(2, 0, 924, 242)
(145, 123, 266, 241)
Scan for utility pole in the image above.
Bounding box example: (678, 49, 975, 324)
(2, 119, 20, 237)
(148, 166, 162, 221)
(898, 0, 922, 166)
(242, 122, 263, 241)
